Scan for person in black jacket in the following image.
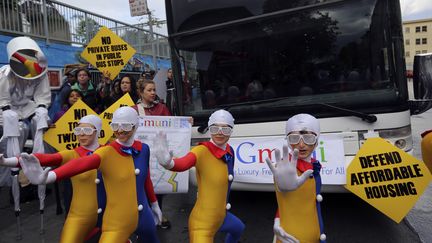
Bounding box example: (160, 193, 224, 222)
(71, 68, 99, 112)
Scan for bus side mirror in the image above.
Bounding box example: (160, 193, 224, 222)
(197, 124, 208, 134)
(410, 53, 432, 115)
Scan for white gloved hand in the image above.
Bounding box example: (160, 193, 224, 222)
(265, 146, 313, 191)
(274, 218, 299, 243)
(2, 109, 19, 137)
(151, 201, 163, 225)
(19, 153, 53, 184)
(0, 154, 19, 167)
(153, 131, 174, 169)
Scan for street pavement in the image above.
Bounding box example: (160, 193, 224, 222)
(406, 108, 432, 243)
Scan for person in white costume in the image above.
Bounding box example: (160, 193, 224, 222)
(0, 37, 51, 239)
(0, 36, 51, 186)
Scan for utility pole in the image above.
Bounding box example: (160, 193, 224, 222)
(146, 8, 157, 71)
(143, 9, 166, 71)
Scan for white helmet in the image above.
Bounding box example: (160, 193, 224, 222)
(7, 36, 47, 79)
(79, 115, 102, 136)
(112, 106, 139, 126)
(286, 113, 320, 138)
(208, 109, 235, 128)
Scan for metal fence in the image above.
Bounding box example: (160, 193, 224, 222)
(0, 0, 170, 63)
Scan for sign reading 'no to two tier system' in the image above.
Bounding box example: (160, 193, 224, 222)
(81, 26, 136, 79)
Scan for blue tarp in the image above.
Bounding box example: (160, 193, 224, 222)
(0, 34, 83, 68)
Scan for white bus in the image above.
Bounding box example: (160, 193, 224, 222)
(164, 0, 431, 192)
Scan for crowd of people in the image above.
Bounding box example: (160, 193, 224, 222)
(50, 68, 175, 120)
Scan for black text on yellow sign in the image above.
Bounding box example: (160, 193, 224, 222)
(87, 36, 128, 68)
(57, 109, 88, 149)
(81, 26, 136, 79)
(55, 109, 106, 149)
(345, 137, 431, 223)
(350, 151, 424, 199)
(43, 100, 98, 151)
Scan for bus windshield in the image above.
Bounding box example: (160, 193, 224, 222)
(167, 0, 407, 125)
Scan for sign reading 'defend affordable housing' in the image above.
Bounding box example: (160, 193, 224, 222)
(345, 137, 431, 223)
(228, 133, 346, 184)
(135, 116, 191, 194)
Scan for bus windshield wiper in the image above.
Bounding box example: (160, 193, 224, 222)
(221, 97, 287, 110)
(221, 100, 377, 123)
(315, 103, 377, 123)
(197, 100, 377, 133)
(197, 98, 286, 133)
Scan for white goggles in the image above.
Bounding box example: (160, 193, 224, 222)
(73, 127, 96, 136)
(208, 125, 233, 136)
(110, 122, 135, 132)
(286, 133, 317, 145)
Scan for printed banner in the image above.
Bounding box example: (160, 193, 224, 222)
(229, 134, 346, 184)
(345, 137, 432, 223)
(135, 115, 191, 193)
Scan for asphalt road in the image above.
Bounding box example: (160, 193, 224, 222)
(405, 108, 432, 243)
(0, 184, 422, 243)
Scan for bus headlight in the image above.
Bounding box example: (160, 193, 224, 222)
(394, 139, 407, 149)
(358, 125, 412, 151)
(377, 125, 412, 151)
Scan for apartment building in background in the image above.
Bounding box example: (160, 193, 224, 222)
(403, 18, 432, 71)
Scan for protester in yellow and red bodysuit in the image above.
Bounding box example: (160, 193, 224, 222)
(154, 109, 245, 243)
(1, 114, 161, 243)
(19, 107, 162, 243)
(0, 115, 102, 242)
(266, 114, 326, 243)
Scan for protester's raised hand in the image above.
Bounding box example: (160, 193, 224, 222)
(102, 70, 112, 83)
(265, 147, 313, 191)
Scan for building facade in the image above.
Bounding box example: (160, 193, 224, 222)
(403, 18, 432, 71)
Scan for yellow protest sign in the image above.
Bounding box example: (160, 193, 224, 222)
(99, 93, 135, 144)
(345, 137, 431, 223)
(80, 26, 136, 79)
(44, 100, 98, 151)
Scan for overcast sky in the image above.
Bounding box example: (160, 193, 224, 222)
(57, 0, 432, 35)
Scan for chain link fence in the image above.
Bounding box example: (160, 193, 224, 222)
(0, 0, 170, 60)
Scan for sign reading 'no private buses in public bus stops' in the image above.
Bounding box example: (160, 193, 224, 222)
(345, 137, 431, 223)
(81, 26, 136, 79)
